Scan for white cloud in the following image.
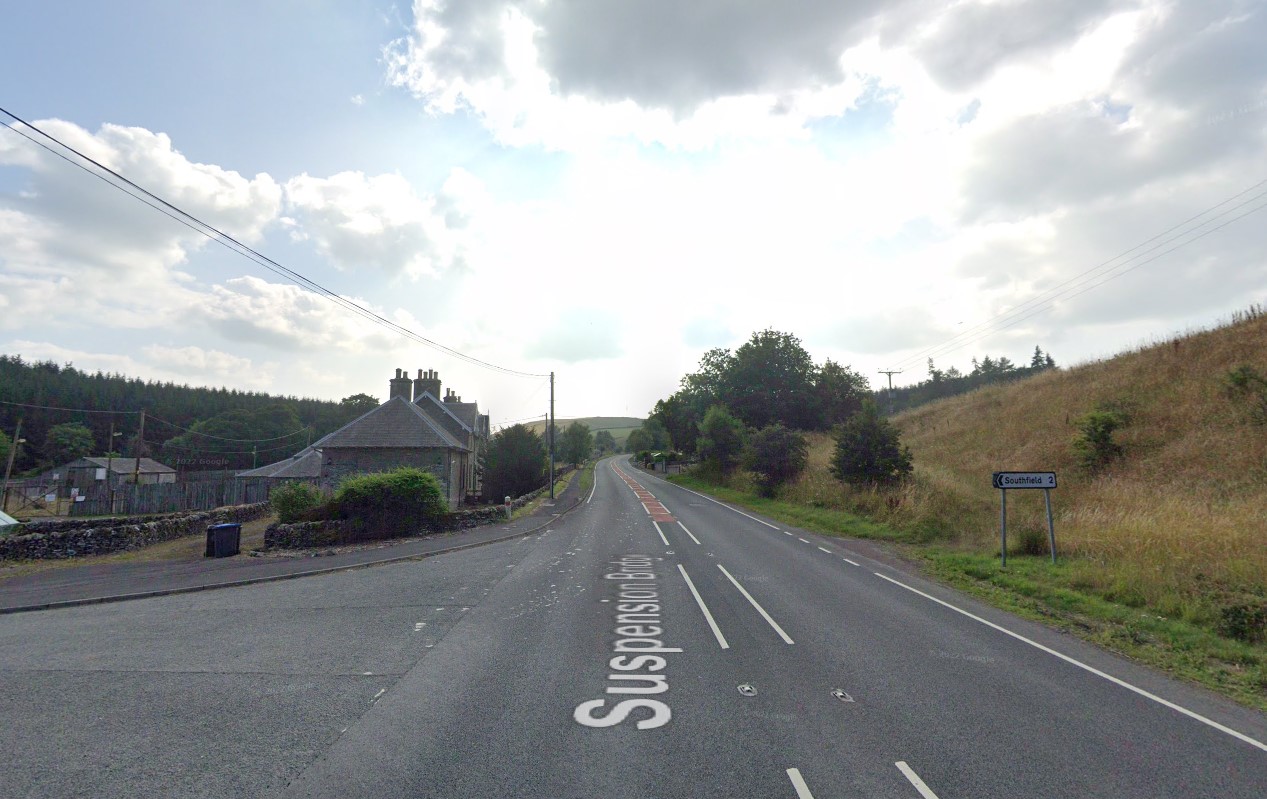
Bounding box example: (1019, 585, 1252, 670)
(283, 169, 480, 279)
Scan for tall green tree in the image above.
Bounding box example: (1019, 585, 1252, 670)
(651, 392, 701, 453)
(160, 404, 305, 470)
(815, 359, 869, 429)
(484, 424, 547, 500)
(696, 405, 746, 473)
(723, 330, 818, 429)
(829, 400, 913, 486)
(560, 421, 594, 466)
(45, 422, 94, 465)
(340, 393, 380, 417)
(625, 427, 654, 454)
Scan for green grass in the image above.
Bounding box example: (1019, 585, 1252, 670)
(669, 472, 1267, 711)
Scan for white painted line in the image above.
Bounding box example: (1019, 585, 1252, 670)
(843, 558, 860, 566)
(873, 572, 1267, 753)
(895, 762, 939, 799)
(817, 546, 831, 554)
(798, 538, 810, 544)
(653, 520, 670, 546)
(663, 480, 781, 529)
(783, 531, 794, 536)
(679, 565, 729, 650)
(786, 768, 815, 799)
(586, 470, 597, 504)
(718, 564, 795, 645)
(372, 688, 387, 701)
(678, 521, 702, 545)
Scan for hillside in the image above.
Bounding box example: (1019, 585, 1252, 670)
(523, 417, 644, 447)
(686, 307, 1267, 705)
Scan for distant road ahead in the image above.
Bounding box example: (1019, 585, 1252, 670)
(1, 456, 1264, 797)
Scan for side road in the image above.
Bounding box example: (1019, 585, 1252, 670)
(0, 479, 584, 614)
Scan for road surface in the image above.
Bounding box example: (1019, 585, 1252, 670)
(1, 455, 1264, 797)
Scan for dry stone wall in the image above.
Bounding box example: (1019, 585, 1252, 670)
(0, 503, 270, 561)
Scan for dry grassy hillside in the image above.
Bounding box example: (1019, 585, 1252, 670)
(786, 308, 1267, 628)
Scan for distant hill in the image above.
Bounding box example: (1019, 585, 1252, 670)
(522, 417, 644, 447)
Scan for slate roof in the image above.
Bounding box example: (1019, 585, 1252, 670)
(77, 457, 175, 474)
(444, 401, 482, 431)
(313, 396, 467, 451)
(237, 447, 322, 478)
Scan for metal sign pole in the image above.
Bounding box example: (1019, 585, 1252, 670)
(1000, 487, 1007, 567)
(1044, 488, 1057, 564)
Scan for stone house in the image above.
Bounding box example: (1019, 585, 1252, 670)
(306, 369, 490, 509)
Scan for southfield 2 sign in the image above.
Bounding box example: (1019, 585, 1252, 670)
(991, 471, 1058, 566)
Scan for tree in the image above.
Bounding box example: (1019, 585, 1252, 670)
(651, 392, 701, 453)
(161, 404, 306, 470)
(625, 427, 653, 453)
(45, 422, 94, 465)
(829, 400, 913, 486)
(744, 424, 808, 496)
(815, 359, 869, 429)
(723, 330, 818, 429)
(483, 424, 547, 500)
(340, 393, 380, 417)
(560, 421, 594, 466)
(0, 429, 11, 471)
(696, 405, 746, 473)
(594, 430, 617, 454)
(1030, 346, 1046, 369)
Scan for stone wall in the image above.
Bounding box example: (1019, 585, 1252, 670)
(0, 503, 271, 561)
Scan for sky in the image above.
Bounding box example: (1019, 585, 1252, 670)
(1, 0, 1265, 429)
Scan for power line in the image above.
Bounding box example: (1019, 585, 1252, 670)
(891, 178, 1267, 371)
(0, 399, 139, 415)
(0, 107, 548, 379)
(145, 413, 311, 443)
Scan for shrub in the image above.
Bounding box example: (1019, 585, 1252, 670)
(334, 467, 449, 540)
(829, 400, 913, 486)
(744, 424, 808, 496)
(1072, 407, 1126, 472)
(1224, 365, 1267, 424)
(269, 481, 323, 524)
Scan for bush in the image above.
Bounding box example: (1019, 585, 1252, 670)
(270, 481, 323, 524)
(334, 467, 449, 540)
(484, 425, 547, 502)
(829, 400, 913, 486)
(1072, 407, 1126, 472)
(1224, 365, 1267, 424)
(744, 424, 808, 496)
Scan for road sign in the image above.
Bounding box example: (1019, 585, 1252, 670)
(992, 471, 1056, 490)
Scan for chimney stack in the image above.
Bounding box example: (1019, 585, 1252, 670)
(389, 367, 412, 400)
(414, 369, 442, 402)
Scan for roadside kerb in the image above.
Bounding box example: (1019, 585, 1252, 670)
(0, 493, 584, 615)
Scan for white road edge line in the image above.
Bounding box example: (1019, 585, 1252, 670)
(586, 467, 598, 503)
(895, 762, 939, 799)
(873, 572, 1267, 753)
(798, 538, 810, 544)
(817, 546, 831, 554)
(783, 531, 794, 536)
(718, 564, 795, 645)
(678, 521, 702, 545)
(786, 768, 815, 799)
(652, 520, 670, 546)
(663, 480, 781, 529)
(843, 558, 860, 566)
(679, 565, 729, 650)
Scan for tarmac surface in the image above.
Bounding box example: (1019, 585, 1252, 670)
(0, 478, 584, 613)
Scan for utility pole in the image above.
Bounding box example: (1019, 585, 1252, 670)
(131, 409, 146, 486)
(548, 371, 555, 500)
(106, 421, 122, 515)
(2, 418, 21, 515)
(878, 369, 903, 414)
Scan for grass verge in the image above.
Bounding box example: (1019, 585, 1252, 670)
(669, 473, 1267, 712)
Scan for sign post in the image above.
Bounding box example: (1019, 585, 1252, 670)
(991, 472, 1057, 566)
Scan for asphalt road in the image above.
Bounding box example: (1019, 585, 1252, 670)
(1, 455, 1264, 798)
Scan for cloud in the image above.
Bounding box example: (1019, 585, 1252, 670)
(190, 275, 399, 352)
(0, 119, 282, 329)
(141, 344, 257, 378)
(283, 169, 480, 279)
